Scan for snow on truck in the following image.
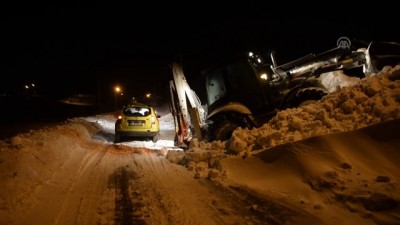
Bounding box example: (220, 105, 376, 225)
(169, 41, 400, 148)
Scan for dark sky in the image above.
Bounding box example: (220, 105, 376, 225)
(1, 5, 399, 99)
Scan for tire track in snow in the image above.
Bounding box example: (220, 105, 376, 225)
(54, 144, 111, 225)
(110, 167, 146, 225)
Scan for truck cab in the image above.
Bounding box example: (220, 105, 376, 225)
(170, 41, 400, 144)
(203, 52, 327, 141)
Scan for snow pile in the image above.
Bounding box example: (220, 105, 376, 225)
(164, 65, 400, 225)
(166, 139, 227, 179)
(166, 65, 400, 179)
(221, 119, 400, 225)
(0, 118, 101, 211)
(229, 65, 400, 155)
(319, 70, 361, 93)
(84, 114, 117, 132)
(159, 112, 175, 130)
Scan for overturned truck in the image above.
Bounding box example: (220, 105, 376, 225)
(169, 41, 400, 147)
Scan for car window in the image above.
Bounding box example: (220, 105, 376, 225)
(123, 107, 151, 117)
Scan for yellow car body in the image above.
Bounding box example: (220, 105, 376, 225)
(114, 104, 160, 142)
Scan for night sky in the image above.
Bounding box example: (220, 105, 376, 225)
(1, 5, 399, 102)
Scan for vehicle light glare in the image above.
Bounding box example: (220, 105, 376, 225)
(260, 73, 268, 80)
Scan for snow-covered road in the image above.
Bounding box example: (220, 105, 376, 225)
(0, 111, 282, 225)
(1, 66, 400, 225)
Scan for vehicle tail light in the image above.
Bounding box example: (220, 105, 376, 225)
(150, 116, 156, 124)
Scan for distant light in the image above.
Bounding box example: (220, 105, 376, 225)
(120, 93, 124, 96)
(31, 83, 35, 87)
(248, 52, 253, 57)
(257, 58, 262, 63)
(25, 85, 29, 89)
(260, 73, 268, 80)
(146, 93, 151, 98)
(115, 86, 121, 93)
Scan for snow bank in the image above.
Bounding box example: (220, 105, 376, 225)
(229, 65, 400, 155)
(166, 64, 400, 179)
(163, 65, 400, 225)
(320, 70, 361, 93)
(0, 118, 101, 211)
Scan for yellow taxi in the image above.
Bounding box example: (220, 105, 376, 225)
(114, 103, 160, 142)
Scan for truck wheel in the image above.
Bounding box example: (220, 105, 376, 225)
(210, 114, 253, 141)
(295, 88, 327, 107)
(212, 121, 240, 141)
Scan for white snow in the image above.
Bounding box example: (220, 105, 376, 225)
(0, 65, 400, 225)
(227, 65, 400, 155)
(319, 70, 361, 93)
